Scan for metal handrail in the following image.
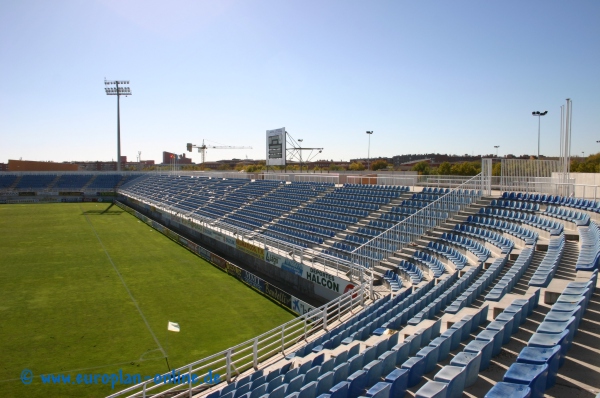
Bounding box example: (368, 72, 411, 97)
(106, 283, 370, 398)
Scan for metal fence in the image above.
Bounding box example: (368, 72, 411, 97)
(499, 159, 566, 194)
(349, 173, 486, 269)
(106, 283, 371, 398)
(260, 173, 339, 184)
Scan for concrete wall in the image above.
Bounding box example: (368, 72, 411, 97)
(552, 172, 600, 199)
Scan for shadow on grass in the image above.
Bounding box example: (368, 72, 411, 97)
(81, 203, 124, 215)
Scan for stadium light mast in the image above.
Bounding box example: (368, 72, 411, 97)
(494, 145, 500, 157)
(105, 79, 132, 171)
(366, 131, 373, 170)
(298, 139, 303, 172)
(532, 110, 547, 159)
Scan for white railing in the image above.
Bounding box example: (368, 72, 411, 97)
(106, 283, 371, 398)
(350, 174, 485, 269)
(374, 175, 418, 188)
(262, 174, 291, 181)
(260, 174, 339, 184)
(293, 174, 339, 184)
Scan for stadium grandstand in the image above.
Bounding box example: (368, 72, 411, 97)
(2, 158, 600, 398)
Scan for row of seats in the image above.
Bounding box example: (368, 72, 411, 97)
(264, 231, 309, 249)
(345, 235, 368, 245)
(0, 175, 18, 188)
(419, 295, 538, 398)
(354, 277, 456, 341)
(317, 198, 380, 211)
(379, 213, 406, 223)
(426, 242, 468, 270)
(544, 205, 590, 226)
(411, 193, 442, 202)
(406, 264, 483, 326)
(397, 201, 427, 210)
(466, 215, 539, 246)
(529, 234, 566, 287)
(412, 251, 446, 278)
(16, 175, 56, 189)
(575, 221, 600, 271)
(288, 214, 347, 231)
(422, 187, 450, 194)
(235, 208, 276, 223)
(490, 199, 540, 212)
(453, 224, 514, 254)
(279, 219, 337, 238)
(307, 204, 369, 218)
(397, 260, 425, 284)
(485, 248, 534, 302)
(54, 174, 93, 189)
(487, 272, 597, 398)
(356, 227, 380, 238)
(445, 257, 508, 314)
(344, 184, 409, 192)
(439, 233, 490, 262)
(403, 307, 491, 395)
(285, 292, 409, 360)
(336, 188, 402, 198)
(268, 225, 324, 245)
(226, 214, 263, 228)
(478, 207, 564, 236)
(383, 271, 403, 292)
(321, 249, 351, 263)
(502, 191, 600, 213)
(367, 220, 395, 230)
(297, 208, 358, 224)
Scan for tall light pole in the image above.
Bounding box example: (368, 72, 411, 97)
(532, 110, 547, 159)
(366, 131, 373, 170)
(105, 79, 131, 171)
(298, 139, 303, 172)
(494, 145, 500, 158)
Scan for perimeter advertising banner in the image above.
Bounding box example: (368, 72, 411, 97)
(152, 221, 165, 233)
(236, 239, 265, 260)
(197, 246, 211, 261)
(264, 250, 354, 298)
(209, 230, 237, 248)
(291, 296, 316, 316)
(266, 128, 286, 166)
(210, 253, 227, 270)
(223, 259, 292, 309)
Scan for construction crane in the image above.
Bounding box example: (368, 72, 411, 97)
(187, 140, 252, 164)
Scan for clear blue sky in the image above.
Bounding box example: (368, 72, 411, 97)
(1, 0, 599, 164)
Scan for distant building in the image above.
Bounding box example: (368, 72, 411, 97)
(75, 160, 155, 171)
(8, 159, 78, 172)
(162, 151, 192, 165)
(0, 163, 7, 171)
(310, 160, 351, 169)
(392, 154, 482, 167)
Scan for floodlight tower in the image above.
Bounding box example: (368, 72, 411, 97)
(104, 79, 132, 171)
(366, 131, 373, 170)
(532, 110, 547, 159)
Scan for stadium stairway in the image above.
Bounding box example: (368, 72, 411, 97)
(82, 175, 97, 190)
(370, 196, 498, 284)
(46, 175, 61, 190)
(8, 175, 21, 190)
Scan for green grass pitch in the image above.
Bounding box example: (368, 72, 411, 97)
(0, 203, 295, 397)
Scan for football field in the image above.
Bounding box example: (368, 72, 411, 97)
(0, 203, 295, 398)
